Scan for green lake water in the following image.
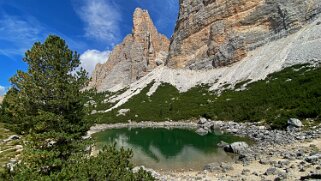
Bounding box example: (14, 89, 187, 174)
(94, 128, 251, 171)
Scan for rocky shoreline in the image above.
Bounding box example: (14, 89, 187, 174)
(87, 120, 321, 180)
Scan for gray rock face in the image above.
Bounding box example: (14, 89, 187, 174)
(167, 0, 321, 69)
(224, 142, 249, 154)
(88, 8, 169, 92)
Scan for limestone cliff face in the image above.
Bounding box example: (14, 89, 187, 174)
(89, 8, 170, 91)
(167, 0, 321, 69)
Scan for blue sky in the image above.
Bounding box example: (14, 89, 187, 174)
(0, 0, 178, 95)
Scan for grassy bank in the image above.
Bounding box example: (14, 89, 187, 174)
(85, 64, 321, 129)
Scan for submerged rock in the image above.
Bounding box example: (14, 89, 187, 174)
(196, 128, 208, 136)
(217, 141, 229, 148)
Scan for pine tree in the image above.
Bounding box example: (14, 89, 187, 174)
(4, 35, 88, 135)
(1, 35, 154, 180)
(2, 35, 89, 178)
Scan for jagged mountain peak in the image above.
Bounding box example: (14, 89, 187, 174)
(132, 8, 155, 35)
(88, 8, 170, 92)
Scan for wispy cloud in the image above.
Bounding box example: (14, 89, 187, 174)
(79, 49, 110, 76)
(0, 85, 6, 96)
(0, 14, 45, 58)
(75, 0, 122, 47)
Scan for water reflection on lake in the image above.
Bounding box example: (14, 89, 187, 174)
(94, 128, 250, 170)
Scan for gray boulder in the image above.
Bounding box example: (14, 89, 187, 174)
(288, 118, 303, 128)
(203, 121, 214, 130)
(305, 154, 321, 164)
(198, 117, 208, 125)
(224, 142, 249, 154)
(198, 117, 215, 132)
(287, 125, 299, 132)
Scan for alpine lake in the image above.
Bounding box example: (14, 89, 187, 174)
(93, 127, 252, 171)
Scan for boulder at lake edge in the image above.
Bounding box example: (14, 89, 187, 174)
(224, 142, 249, 154)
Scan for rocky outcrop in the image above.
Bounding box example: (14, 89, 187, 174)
(0, 96, 3, 104)
(167, 0, 321, 69)
(88, 8, 170, 91)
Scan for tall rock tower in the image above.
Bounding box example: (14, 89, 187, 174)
(89, 8, 170, 91)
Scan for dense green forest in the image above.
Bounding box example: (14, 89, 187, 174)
(86, 64, 321, 129)
(0, 35, 153, 180)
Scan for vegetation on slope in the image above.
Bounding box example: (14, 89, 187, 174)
(86, 64, 321, 129)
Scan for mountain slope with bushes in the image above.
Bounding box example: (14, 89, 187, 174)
(86, 63, 321, 129)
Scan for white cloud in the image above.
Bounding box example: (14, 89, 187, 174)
(76, 0, 122, 46)
(80, 49, 110, 76)
(0, 85, 6, 96)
